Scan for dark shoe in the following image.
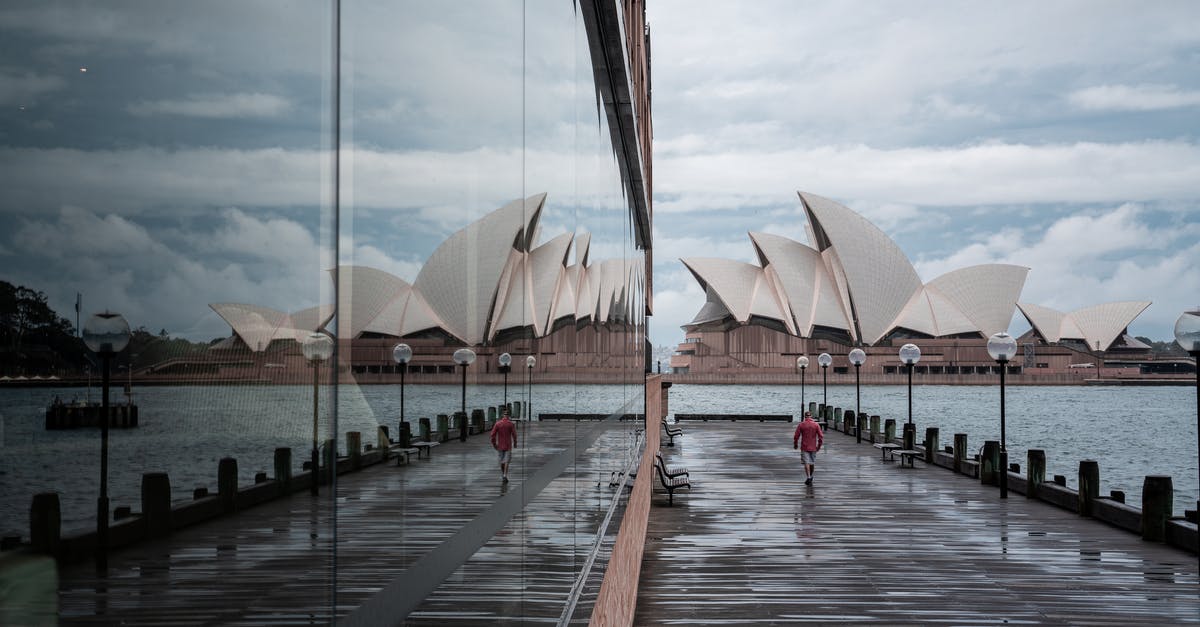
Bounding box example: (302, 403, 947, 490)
(502, 476, 509, 483)
(805, 477, 812, 485)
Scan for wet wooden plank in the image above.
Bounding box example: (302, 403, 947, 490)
(55, 421, 638, 625)
(636, 422, 1200, 624)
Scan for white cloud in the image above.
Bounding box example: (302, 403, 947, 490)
(912, 204, 1199, 340)
(656, 140, 1200, 207)
(1068, 84, 1200, 112)
(5, 206, 328, 340)
(126, 92, 292, 118)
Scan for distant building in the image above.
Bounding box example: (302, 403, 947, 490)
(670, 191, 1170, 383)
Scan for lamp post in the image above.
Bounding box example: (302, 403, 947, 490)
(82, 310, 131, 572)
(392, 343, 412, 439)
(453, 348, 476, 440)
(499, 352, 512, 407)
(1173, 309, 1200, 568)
(303, 333, 333, 496)
(899, 343, 921, 426)
(796, 356, 809, 417)
(987, 332, 1018, 499)
(526, 355, 536, 421)
(818, 352, 832, 410)
(848, 348, 866, 443)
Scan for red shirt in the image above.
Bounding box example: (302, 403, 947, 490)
(491, 417, 517, 451)
(793, 418, 824, 452)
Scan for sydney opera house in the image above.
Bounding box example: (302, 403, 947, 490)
(204, 193, 647, 385)
(669, 191, 1164, 383)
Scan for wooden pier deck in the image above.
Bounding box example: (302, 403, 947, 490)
(37, 417, 1200, 624)
(51, 420, 637, 625)
(637, 422, 1200, 625)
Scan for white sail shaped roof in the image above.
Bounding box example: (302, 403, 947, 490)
(414, 193, 546, 345)
(210, 302, 334, 352)
(681, 191, 1034, 345)
(924, 264, 1030, 339)
(211, 193, 643, 348)
(800, 191, 924, 344)
(1019, 301, 1151, 350)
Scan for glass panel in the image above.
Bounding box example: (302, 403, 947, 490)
(1, 1, 647, 622)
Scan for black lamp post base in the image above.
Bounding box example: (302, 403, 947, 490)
(310, 447, 320, 495)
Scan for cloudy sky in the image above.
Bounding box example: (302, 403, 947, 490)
(645, 1, 1200, 348)
(1, 1, 1196, 351)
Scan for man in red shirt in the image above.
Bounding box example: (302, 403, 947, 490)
(793, 411, 824, 485)
(490, 409, 518, 482)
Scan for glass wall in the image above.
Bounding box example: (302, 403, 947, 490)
(0, 1, 646, 622)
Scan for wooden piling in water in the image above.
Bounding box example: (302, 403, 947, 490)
(924, 427, 939, 464)
(1078, 460, 1099, 517)
(418, 417, 431, 442)
(30, 492, 60, 555)
(884, 419, 896, 444)
(455, 411, 468, 442)
(142, 472, 171, 539)
(218, 458, 238, 513)
(980, 440, 999, 485)
(953, 433, 968, 474)
(1027, 449, 1045, 500)
(274, 447, 291, 491)
(347, 431, 362, 470)
(869, 415, 880, 444)
(902, 423, 916, 450)
(857, 413, 867, 441)
(1142, 475, 1173, 541)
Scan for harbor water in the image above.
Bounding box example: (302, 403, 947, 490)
(0, 382, 1195, 539)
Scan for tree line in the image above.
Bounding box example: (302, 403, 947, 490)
(0, 280, 212, 376)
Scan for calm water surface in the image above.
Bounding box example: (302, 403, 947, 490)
(1, 382, 1194, 538)
(670, 383, 1198, 517)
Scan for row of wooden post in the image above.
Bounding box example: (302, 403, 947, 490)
(25, 400, 520, 559)
(809, 400, 1182, 544)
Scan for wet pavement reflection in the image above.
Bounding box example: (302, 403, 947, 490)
(638, 422, 1200, 624)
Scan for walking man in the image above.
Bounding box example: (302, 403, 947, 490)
(490, 408, 518, 482)
(793, 411, 824, 485)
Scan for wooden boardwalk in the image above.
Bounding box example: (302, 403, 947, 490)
(53, 420, 639, 625)
(637, 422, 1200, 625)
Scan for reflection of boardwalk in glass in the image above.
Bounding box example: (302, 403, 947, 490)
(55, 421, 636, 624)
(637, 422, 1200, 624)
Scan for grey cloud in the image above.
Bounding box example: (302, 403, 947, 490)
(127, 93, 292, 119)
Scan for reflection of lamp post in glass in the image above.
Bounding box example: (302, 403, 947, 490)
(82, 310, 131, 571)
(848, 348, 866, 443)
(818, 353, 832, 410)
(1173, 309, 1200, 565)
(392, 343, 412, 438)
(796, 356, 809, 417)
(987, 332, 1017, 499)
(499, 352, 512, 407)
(453, 348, 476, 439)
(302, 333, 333, 496)
(526, 355, 536, 421)
(899, 343, 921, 426)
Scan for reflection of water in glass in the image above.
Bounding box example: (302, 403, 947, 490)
(0, 383, 639, 537)
(668, 384, 1198, 515)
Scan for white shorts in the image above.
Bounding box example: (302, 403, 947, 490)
(800, 450, 817, 465)
(498, 449, 512, 464)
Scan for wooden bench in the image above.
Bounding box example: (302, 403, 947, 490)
(894, 449, 921, 468)
(663, 422, 683, 447)
(412, 440, 439, 459)
(873, 442, 900, 461)
(391, 446, 420, 465)
(653, 456, 690, 506)
(655, 452, 688, 478)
